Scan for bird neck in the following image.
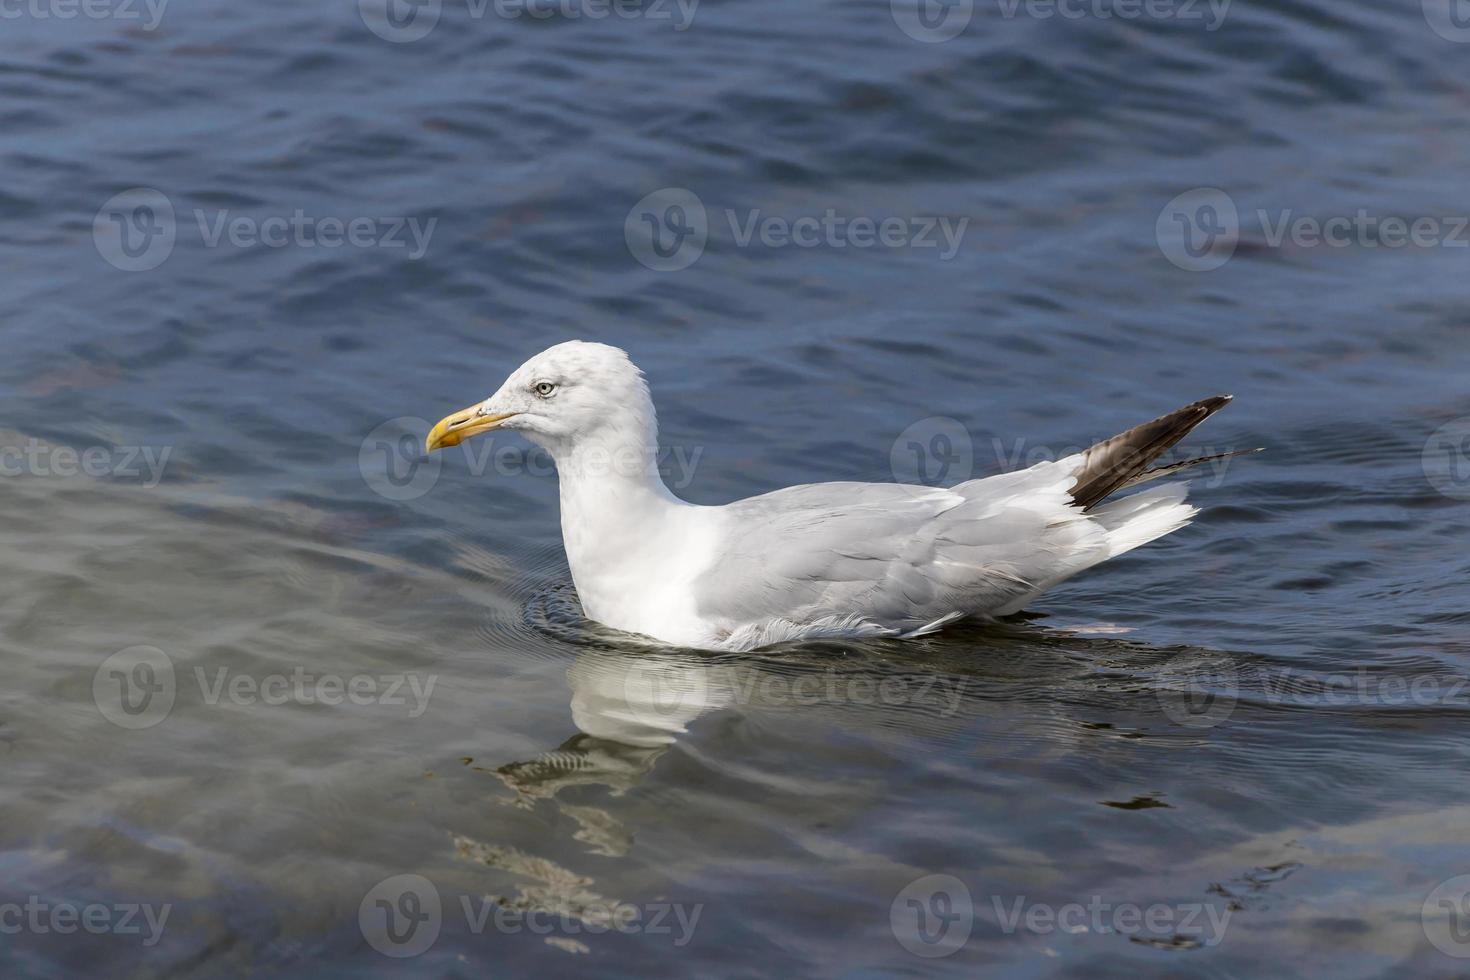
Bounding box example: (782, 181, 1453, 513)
(550, 420, 684, 609)
(553, 430, 679, 508)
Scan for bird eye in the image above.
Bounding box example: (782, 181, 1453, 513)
(533, 381, 556, 397)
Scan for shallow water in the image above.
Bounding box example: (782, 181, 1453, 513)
(4, 0, 1470, 975)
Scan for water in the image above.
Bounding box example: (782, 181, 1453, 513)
(4, 0, 1470, 975)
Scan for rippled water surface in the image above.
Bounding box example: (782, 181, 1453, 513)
(5, 0, 1470, 976)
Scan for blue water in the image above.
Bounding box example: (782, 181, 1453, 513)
(4, 0, 1470, 975)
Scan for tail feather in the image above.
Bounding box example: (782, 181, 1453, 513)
(1089, 483, 1198, 558)
(1069, 395, 1236, 510)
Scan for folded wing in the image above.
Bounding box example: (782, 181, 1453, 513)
(690, 397, 1247, 647)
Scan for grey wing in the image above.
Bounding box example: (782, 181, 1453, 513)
(690, 461, 1112, 633)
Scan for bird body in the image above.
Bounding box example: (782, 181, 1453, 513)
(426, 341, 1252, 651)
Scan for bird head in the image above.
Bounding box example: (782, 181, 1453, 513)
(425, 340, 656, 456)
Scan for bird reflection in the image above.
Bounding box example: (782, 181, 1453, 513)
(484, 606, 1250, 859)
(487, 648, 729, 856)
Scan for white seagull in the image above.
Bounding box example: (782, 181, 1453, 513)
(426, 341, 1254, 651)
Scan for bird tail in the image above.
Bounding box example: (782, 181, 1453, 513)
(1088, 483, 1198, 558)
(1070, 395, 1260, 557)
(1069, 395, 1253, 510)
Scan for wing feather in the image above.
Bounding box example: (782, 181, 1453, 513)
(690, 463, 1110, 635)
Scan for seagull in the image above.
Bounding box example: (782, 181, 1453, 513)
(426, 341, 1255, 652)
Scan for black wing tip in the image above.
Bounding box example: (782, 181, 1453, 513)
(1196, 394, 1233, 412)
(1069, 394, 1242, 510)
(1178, 394, 1234, 424)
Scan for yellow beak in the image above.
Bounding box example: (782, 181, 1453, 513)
(425, 404, 520, 453)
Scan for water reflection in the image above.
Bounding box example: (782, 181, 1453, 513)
(485, 614, 1210, 839)
(490, 597, 1470, 842)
